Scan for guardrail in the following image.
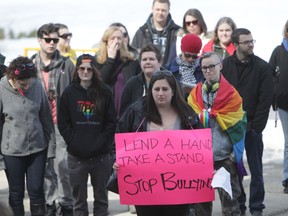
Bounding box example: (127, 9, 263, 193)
(24, 48, 98, 57)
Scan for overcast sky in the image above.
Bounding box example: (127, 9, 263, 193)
(1, 0, 287, 62)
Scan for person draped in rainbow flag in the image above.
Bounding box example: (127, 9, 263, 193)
(187, 52, 247, 216)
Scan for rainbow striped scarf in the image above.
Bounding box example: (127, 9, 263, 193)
(187, 75, 247, 175)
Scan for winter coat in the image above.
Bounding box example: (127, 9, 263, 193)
(96, 57, 140, 89)
(57, 81, 116, 159)
(168, 57, 204, 83)
(0, 76, 54, 157)
(202, 39, 235, 59)
(269, 43, 288, 110)
(32, 50, 74, 158)
(131, 13, 180, 66)
(221, 53, 273, 133)
(119, 73, 147, 117)
(118, 97, 203, 133)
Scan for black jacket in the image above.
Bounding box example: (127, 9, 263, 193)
(57, 81, 116, 159)
(269, 44, 288, 110)
(118, 97, 203, 133)
(221, 53, 273, 133)
(131, 13, 180, 66)
(119, 73, 147, 117)
(119, 70, 186, 117)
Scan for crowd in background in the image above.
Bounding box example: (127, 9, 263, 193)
(0, 0, 287, 216)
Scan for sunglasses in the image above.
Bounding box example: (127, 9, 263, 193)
(78, 67, 93, 73)
(184, 53, 198, 59)
(42, 38, 59, 44)
(185, 20, 199, 26)
(59, 33, 73, 39)
(17, 63, 35, 71)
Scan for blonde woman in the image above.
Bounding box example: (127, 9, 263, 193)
(95, 26, 141, 119)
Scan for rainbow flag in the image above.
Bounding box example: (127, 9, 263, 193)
(187, 75, 247, 175)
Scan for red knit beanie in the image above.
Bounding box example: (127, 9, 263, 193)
(180, 34, 202, 53)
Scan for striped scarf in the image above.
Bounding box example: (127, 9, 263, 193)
(187, 75, 247, 175)
(34, 50, 64, 100)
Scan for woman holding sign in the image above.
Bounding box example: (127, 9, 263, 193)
(115, 70, 203, 216)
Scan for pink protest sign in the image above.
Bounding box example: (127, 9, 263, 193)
(115, 129, 215, 205)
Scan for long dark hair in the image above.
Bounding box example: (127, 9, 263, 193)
(182, 8, 207, 36)
(145, 70, 195, 126)
(74, 54, 112, 115)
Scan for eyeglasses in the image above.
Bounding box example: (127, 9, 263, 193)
(42, 38, 59, 44)
(184, 53, 198, 59)
(59, 33, 73, 39)
(78, 67, 93, 73)
(238, 40, 256, 45)
(17, 63, 35, 71)
(185, 20, 199, 26)
(201, 63, 220, 72)
(123, 32, 128, 38)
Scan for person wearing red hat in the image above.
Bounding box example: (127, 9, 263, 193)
(167, 33, 204, 98)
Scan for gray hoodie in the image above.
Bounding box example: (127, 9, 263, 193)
(0, 76, 54, 158)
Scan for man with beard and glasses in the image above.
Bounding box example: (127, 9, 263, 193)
(32, 23, 74, 216)
(221, 28, 273, 216)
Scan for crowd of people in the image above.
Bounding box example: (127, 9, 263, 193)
(0, 0, 287, 216)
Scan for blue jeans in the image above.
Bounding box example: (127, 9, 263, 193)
(278, 108, 288, 180)
(238, 130, 265, 213)
(67, 153, 111, 216)
(4, 149, 47, 208)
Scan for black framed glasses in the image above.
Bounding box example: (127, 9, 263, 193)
(59, 33, 73, 39)
(17, 63, 35, 71)
(184, 53, 198, 59)
(238, 40, 256, 45)
(201, 63, 220, 72)
(185, 20, 199, 26)
(42, 38, 59, 44)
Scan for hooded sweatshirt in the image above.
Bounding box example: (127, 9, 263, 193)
(0, 76, 54, 156)
(57, 81, 116, 159)
(132, 13, 180, 66)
